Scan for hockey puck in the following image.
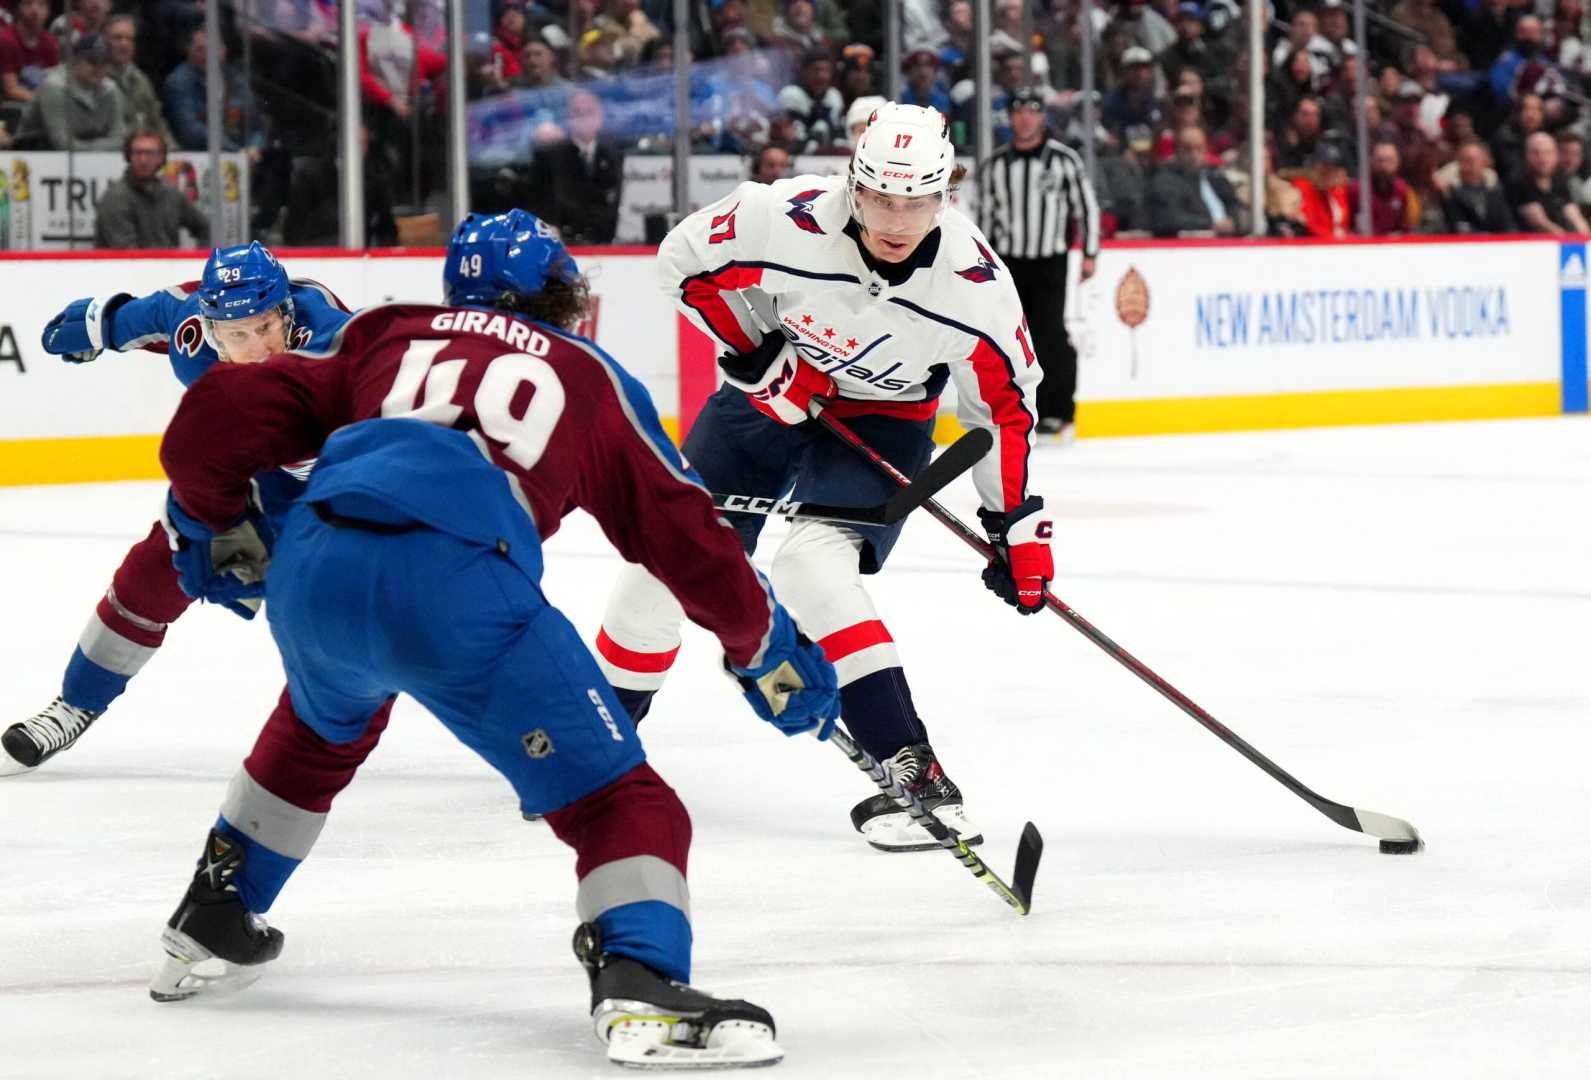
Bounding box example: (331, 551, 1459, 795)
(1379, 838, 1423, 854)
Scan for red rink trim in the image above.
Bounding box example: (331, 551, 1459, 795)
(596, 628, 681, 674)
(817, 620, 894, 662)
(966, 338, 1031, 509)
(680, 265, 765, 355)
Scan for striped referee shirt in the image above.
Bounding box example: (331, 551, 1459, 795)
(977, 138, 1100, 260)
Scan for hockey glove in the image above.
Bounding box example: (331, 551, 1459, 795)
(719, 331, 835, 426)
(977, 496, 1054, 615)
(745, 356, 836, 426)
(41, 294, 132, 363)
(727, 604, 839, 739)
(161, 488, 276, 620)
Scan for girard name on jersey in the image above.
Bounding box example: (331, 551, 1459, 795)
(429, 310, 555, 356)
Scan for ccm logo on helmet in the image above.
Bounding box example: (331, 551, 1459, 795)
(881, 170, 916, 179)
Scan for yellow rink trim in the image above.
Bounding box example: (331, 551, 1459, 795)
(0, 434, 165, 486)
(1073, 382, 1562, 438)
(0, 386, 1560, 486)
(934, 382, 1561, 442)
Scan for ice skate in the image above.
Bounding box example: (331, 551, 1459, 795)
(849, 742, 984, 853)
(149, 830, 284, 1002)
(0, 696, 101, 776)
(573, 923, 783, 1070)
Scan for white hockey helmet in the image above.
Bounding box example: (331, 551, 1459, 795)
(848, 102, 956, 233)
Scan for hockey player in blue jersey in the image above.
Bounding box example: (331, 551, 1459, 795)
(0, 243, 350, 776)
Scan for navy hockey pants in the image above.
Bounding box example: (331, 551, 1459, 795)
(684, 385, 936, 572)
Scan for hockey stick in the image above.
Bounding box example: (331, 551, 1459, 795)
(828, 727, 1043, 915)
(709, 427, 993, 526)
(812, 406, 1424, 853)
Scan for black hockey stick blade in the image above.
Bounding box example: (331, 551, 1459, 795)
(1011, 822, 1044, 911)
(882, 427, 994, 522)
(828, 728, 1038, 916)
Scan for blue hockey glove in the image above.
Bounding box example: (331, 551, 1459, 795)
(161, 488, 276, 620)
(41, 294, 131, 363)
(727, 604, 839, 739)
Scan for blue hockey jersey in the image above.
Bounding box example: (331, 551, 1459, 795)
(107, 278, 352, 387)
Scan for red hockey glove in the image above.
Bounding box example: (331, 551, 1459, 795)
(745, 355, 836, 426)
(977, 496, 1054, 614)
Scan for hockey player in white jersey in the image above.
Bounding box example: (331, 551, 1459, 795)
(597, 102, 1053, 851)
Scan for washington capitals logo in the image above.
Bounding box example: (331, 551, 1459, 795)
(956, 239, 1001, 283)
(785, 189, 826, 234)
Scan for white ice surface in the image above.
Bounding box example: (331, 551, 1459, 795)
(3, 417, 1590, 1079)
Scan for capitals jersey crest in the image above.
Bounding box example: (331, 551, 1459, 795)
(955, 238, 1000, 284)
(784, 190, 826, 235)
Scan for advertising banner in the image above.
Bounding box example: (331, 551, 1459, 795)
(0, 151, 250, 251)
(1064, 239, 1563, 434)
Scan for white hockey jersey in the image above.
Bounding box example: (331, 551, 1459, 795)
(659, 173, 1042, 515)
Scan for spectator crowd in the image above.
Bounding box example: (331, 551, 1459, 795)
(464, 0, 1591, 243)
(8, 0, 1591, 246)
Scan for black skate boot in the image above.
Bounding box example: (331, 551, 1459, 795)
(0, 696, 102, 776)
(573, 922, 782, 1069)
(849, 741, 984, 853)
(149, 830, 285, 1002)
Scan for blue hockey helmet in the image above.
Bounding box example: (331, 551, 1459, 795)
(443, 210, 581, 309)
(197, 242, 295, 361)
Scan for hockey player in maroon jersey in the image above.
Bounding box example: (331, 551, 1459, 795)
(148, 210, 838, 1070)
(595, 102, 1052, 852)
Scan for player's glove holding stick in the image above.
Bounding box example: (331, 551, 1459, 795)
(977, 497, 1054, 615)
(41, 293, 132, 364)
(161, 488, 276, 620)
(726, 603, 839, 739)
(719, 330, 836, 426)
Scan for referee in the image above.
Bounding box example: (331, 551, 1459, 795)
(977, 86, 1100, 440)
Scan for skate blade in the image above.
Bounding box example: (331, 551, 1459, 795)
(148, 930, 268, 1003)
(860, 807, 984, 854)
(606, 1017, 783, 1071)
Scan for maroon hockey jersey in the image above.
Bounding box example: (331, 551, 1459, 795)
(160, 304, 777, 667)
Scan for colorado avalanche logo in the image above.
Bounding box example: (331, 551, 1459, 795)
(955, 239, 1000, 284)
(292, 325, 312, 349)
(173, 315, 206, 356)
(785, 189, 825, 235)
